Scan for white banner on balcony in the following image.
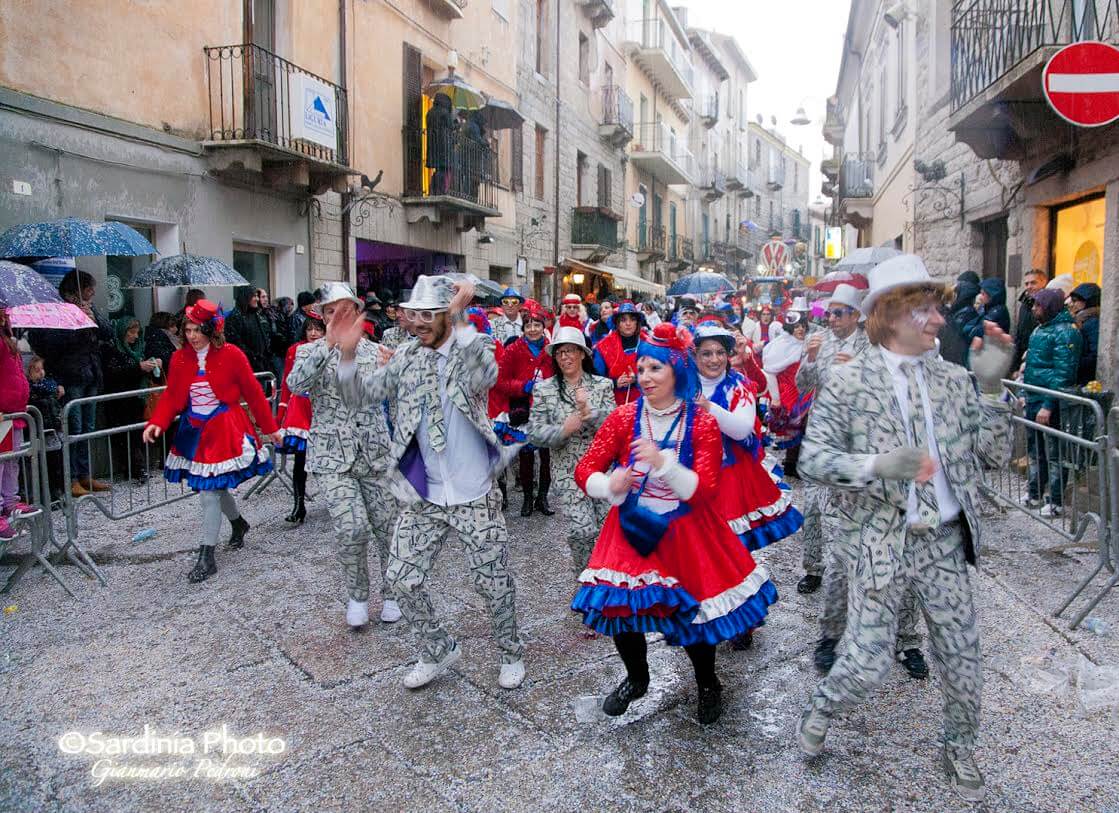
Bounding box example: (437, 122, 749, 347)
(289, 73, 337, 152)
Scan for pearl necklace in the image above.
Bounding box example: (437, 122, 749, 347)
(642, 398, 686, 459)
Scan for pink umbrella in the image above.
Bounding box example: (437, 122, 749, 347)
(7, 302, 96, 330)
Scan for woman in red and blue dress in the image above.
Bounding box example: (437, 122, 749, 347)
(277, 310, 325, 525)
(143, 300, 279, 584)
(573, 322, 777, 725)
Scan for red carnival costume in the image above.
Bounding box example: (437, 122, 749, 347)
(277, 341, 313, 454)
(593, 330, 646, 405)
(149, 342, 277, 490)
(572, 398, 777, 645)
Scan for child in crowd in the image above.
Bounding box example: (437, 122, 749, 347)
(0, 308, 31, 538)
(26, 355, 65, 502)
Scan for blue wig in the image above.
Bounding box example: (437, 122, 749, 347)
(637, 324, 700, 401)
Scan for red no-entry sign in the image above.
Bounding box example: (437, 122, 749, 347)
(1043, 41, 1119, 127)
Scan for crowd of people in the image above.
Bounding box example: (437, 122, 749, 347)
(0, 254, 1106, 803)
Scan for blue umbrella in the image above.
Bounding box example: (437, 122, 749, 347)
(668, 270, 734, 296)
(127, 254, 250, 288)
(0, 260, 64, 307)
(0, 218, 157, 259)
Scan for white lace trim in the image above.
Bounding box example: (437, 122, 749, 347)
(279, 427, 310, 440)
(578, 567, 680, 589)
(165, 434, 269, 477)
(691, 565, 772, 624)
(727, 489, 795, 534)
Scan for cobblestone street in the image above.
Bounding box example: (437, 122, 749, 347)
(2, 475, 1117, 813)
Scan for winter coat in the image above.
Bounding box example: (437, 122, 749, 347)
(27, 377, 62, 433)
(496, 336, 554, 425)
(1074, 306, 1100, 386)
(0, 345, 30, 419)
(941, 281, 984, 367)
(1023, 309, 1081, 411)
(27, 304, 112, 390)
(226, 306, 273, 373)
(144, 326, 179, 374)
(977, 278, 1011, 333)
(1012, 293, 1038, 373)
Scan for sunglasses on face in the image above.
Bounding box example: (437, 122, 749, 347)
(827, 307, 855, 319)
(403, 308, 439, 323)
(501, 298, 521, 306)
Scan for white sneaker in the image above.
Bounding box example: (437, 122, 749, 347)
(1040, 503, 1063, 518)
(345, 599, 369, 629)
(498, 659, 526, 690)
(1019, 495, 1042, 508)
(402, 645, 462, 690)
(380, 599, 402, 623)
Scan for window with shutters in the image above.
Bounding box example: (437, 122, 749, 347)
(534, 125, 547, 199)
(597, 164, 611, 209)
(535, 0, 547, 75)
(576, 151, 587, 206)
(511, 126, 523, 191)
(402, 42, 423, 197)
(578, 33, 590, 84)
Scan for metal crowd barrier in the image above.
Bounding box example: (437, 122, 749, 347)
(0, 407, 96, 597)
(53, 372, 281, 590)
(979, 380, 1113, 629)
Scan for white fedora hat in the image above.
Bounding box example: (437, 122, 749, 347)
(827, 283, 867, 322)
(318, 281, 363, 308)
(400, 275, 456, 311)
(545, 325, 592, 357)
(861, 254, 936, 315)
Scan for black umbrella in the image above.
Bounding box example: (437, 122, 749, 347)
(479, 98, 525, 131)
(127, 254, 250, 288)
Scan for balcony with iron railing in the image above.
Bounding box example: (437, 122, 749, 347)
(401, 127, 500, 220)
(427, 0, 468, 19)
(696, 94, 719, 127)
(635, 222, 667, 260)
(766, 161, 785, 191)
(571, 207, 622, 262)
(623, 18, 695, 99)
(630, 121, 695, 186)
(698, 163, 726, 201)
(203, 43, 351, 190)
(949, 0, 1119, 158)
(725, 158, 747, 191)
(599, 85, 634, 146)
(839, 152, 875, 228)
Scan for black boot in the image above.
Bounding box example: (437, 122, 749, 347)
(814, 637, 838, 674)
(227, 516, 250, 550)
(498, 476, 508, 511)
(285, 495, 306, 524)
(898, 648, 929, 680)
(697, 679, 723, 725)
(187, 545, 217, 583)
(520, 485, 535, 517)
(534, 481, 555, 516)
(602, 677, 648, 716)
(797, 573, 822, 594)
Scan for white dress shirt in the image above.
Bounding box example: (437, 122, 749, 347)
(875, 347, 963, 525)
(417, 331, 492, 506)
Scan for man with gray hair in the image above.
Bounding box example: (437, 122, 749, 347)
(286, 282, 401, 629)
(332, 275, 526, 691)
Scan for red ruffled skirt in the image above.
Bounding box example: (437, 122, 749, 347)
(164, 406, 272, 491)
(277, 394, 312, 454)
(718, 446, 803, 551)
(572, 504, 777, 646)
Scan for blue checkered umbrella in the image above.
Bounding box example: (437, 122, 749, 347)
(0, 218, 157, 258)
(668, 271, 735, 296)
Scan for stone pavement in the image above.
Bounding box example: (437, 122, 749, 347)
(1, 473, 1118, 813)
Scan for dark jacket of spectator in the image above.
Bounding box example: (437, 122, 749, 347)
(1012, 289, 1039, 373)
(939, 279, 983, 366)
(143, 313, 181, 374)
(977, 278, 1011, 333)
(1069, 282, 1101, 386)
(289, 292, 316, 344)
(225, 289, 273, 373)
(1023, 290, 1081, 411)
(101, 317, 150, 395)
(27, 273, 112, 391)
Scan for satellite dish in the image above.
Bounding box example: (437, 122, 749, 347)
(756, 113, 763, 124)
(629, 192, 646, 208)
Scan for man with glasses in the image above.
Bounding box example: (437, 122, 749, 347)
(796, 256, 1013, 803)
(332, 275, 526, 692)
(492, 287, 525, 345)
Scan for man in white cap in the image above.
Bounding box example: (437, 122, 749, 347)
(795, 284, 928, 681)
(796, 254, 1013, 802)
(286, 282, 401, 629)
(331, 275, 526, 690)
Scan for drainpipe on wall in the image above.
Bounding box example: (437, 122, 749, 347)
(339, 0, 352, 286)
(552, 0, 561, 307)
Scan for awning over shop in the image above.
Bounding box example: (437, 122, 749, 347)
(566, 259, 665, 298)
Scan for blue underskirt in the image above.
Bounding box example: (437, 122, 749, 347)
(737, 506, 804, 551)
(164, 457, 273, 492)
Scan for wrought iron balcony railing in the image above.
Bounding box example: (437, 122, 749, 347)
(636, 223, 667, 256)
(951, 0, 1118, 113)
(601, 85, 634, 137)
(402, 127, 498, 211)
(839, 152, 875, 199)
(571, 208, 621, 249)
(204, 43, 350, 166)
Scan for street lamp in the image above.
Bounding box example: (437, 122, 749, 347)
(790, 106, 811, 126)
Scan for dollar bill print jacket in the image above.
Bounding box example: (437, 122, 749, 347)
(286, 337, 392, 476)
(799, 344, 1011, 591)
